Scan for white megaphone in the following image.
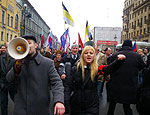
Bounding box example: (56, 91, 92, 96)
(8, 37, 30, 59)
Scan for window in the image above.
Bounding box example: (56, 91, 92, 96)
(144, 16, 147, 23)
(148, 27, 150, 33)
(132, 13, 134, 19)
(7, 14, 10, 26)
(130, 14, 131, 20)
(140, 29, 142, 35)
(144, 28, 146, 34)
(15, 14, 19, 29)
(11, 16, 13, 27)
(145, 7, 147, 12)
(138, 11, 140, 15)
(2, 10, 5, 24)
(10, 34, 12, 40)
(7, 33, 9, 42)
(1, 31, 4, 41)
(138, 19, 140, 26)
(141, 8, 143, 14)
(141, 18, 143, 25)
(137, 31, 139, 36)
(129, 23, 131, 28)
(131, 32, 133, 38)
(132, 22, 134, 28)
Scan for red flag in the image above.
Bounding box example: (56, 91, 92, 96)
(60, 45, 62, 50)
(40, 32, 44, 48)
(78, 33, 84, 49)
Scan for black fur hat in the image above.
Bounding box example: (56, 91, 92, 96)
(122, 40, 132, 48)
(84, 41, 95, 48)
(22, 35, 37, 43)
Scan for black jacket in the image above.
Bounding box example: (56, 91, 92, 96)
(58, 53, 80, 84)
(65, 65, 99, 115)
(0, 53, 15, 87)
(107, 46, 146, 104)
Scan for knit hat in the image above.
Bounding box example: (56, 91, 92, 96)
(122, 40, 132, 48)
(22, 35, 37, 43)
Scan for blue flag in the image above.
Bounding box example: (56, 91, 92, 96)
(60, 28, 69, 49)
(60, 33, 66, 49)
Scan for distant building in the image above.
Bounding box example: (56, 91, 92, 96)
(0, 0, 21, 44)
(0, 0, 60, 49)
(122, 0, 150, 42)
(21, 0, 50, 44)
(94, 27, 122, 51)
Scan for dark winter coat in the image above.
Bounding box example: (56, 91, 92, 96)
(0, 53, 15, 87)
(6, 53, 64, 115)
(65, 65, 99, 115)
(107, 46, 146, 104)
(64, 56, 125, 115)
(58, 53, 80, 84)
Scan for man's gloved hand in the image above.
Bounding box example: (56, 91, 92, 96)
(14, 60, 22, 76)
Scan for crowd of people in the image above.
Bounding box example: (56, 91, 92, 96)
(0, 35, 150, 115)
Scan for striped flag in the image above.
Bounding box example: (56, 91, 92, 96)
(44, 32, 53, 48)
(60, 28, 70, 50)
(85, 20, 92, 41)
(65, 28, 70, 49)
(62, 2, 74, 26)
(132, 41, 137, 52)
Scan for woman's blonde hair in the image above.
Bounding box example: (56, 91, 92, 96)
(77, 46, 98, 81)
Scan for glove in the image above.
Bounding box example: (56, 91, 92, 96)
(14, 60, 22, 76)
(97, 65, 107, 75)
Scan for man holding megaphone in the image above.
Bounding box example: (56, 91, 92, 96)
(6, 35, 65, 115)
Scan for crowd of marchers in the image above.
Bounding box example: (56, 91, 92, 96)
(0, 35, 150, 115)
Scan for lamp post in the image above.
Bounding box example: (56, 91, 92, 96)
(21, 4, 31, 36)
(114, 34, 117, 52)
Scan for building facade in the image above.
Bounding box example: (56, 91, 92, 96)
(0, 0, 60, 49)
(122, 0, 150, 42)
(94, 27, 122, 51)
(21, 0, 50, 45)
(0, 0, 21, 45)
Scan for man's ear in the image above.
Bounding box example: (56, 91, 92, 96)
(35, 43, 38, 49)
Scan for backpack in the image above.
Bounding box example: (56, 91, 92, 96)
(136, 66, 150, 114)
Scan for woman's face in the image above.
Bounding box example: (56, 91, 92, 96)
(56, 54, 62, 61)
(83, 49, 94, 64)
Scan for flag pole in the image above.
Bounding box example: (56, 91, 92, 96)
(64, 21, 67, 51)
(64, 21, 66, 31)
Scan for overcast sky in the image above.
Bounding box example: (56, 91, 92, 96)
(28, 0, 125, 44)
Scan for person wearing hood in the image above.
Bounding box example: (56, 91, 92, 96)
(106, 40, 146, 115)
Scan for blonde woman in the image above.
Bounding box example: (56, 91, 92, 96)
(64, 45, 125, 115)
